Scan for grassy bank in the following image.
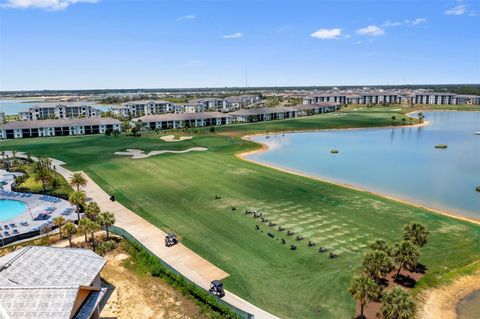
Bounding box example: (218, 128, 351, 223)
(1, 108, 479, 318)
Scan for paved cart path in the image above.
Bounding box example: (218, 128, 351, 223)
(39, 154, 280, 319)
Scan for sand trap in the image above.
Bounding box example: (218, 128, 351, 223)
(114, 148, 207, 159)
(160, 135, 193, 142)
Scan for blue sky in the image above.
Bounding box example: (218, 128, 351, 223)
(0, 0, 479, 90)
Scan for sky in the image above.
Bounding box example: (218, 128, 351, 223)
(0, 0, 479, 91)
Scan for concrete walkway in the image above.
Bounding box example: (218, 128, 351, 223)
(43, 155, 280, 319)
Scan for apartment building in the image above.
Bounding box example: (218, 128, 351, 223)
(0, 117, 121, 139)
(230, 106, 296, 123)
(134, 112, 232, 130)
(303, 94, 401, 105)
(189, 98, 227, 111)
(290, 102, 341, 116)
(411, 93, 461, 105)
(112, 100, 176, 117)
(18, 103, 102, 120)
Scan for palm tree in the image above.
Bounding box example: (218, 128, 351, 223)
(381, 287, 416, 319)
(87, 220, 101, 252)
(79, 217, 91, 244)
(403, 222, 429, 247)
(53, 216, 66, 238)
(362, 250, 394, 284)
(68, 190, 86, 221)
(69, 172, 87, 191)
(85, 202, 100, 221)
(394, 241, 420, 280)
(34, 168, 52, 193)
(418, 112, 425, 123)
(99, 211, 116, 240)
(391, 115, 397, 125)
(348, 274, 378, 319)
(63, 222, 77, 247)
(369, 239, 393, 256)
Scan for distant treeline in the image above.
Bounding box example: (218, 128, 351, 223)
(2, 84, 479, 98)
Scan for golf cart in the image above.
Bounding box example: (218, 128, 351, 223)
(209, 280, 225, 298)
(165, 233, 178, 247)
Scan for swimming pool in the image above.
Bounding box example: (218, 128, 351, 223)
(0, 199, 27, 221)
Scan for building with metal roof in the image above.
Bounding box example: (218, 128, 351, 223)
(0, 246, 107, 319)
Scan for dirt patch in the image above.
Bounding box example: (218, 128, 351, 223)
(101, 249, 209, 319)
(356, 268, 425, 319)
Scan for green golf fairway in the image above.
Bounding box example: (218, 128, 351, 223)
(1, 109, 479, 318)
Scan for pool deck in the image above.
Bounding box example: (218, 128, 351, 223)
(4, 151, 280, 319)
(0, 169, 75, 242)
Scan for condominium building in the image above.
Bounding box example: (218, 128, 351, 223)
(134, 112, 232, 130)
(188, 98, 227, 111)
(0, 117, 121, 139)
(411, 93, 461, 105)
(112, 100, 176, 117)
(303, 94, 401, 105)
(230, 106, 297, 123)
(184, 103, 208, 113)
(18, 103, 102, 121)
(224, 95, 260, 109)
(290, 102, 341, 116)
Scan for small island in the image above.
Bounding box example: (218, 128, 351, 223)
(435, 144, 448, 149)
(476, 186, 480, 192)
(330, 149, 339, 154)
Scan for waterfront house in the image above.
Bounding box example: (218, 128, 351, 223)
(0, 246, 107, 319)
(0, 118, 121, 139)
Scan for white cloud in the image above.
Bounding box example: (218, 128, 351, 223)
(176, 14, 195, 21)
(405, 18, 427, 26)
(356, 25, 385, 36)
(222, 32, 243, 39)
(381, 21, 402, 27)
(1, 0, 98, 10)
(445, 4, 466, 15)
(310, 28, 343, 40)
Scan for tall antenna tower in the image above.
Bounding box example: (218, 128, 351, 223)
(245, 65, 248, 88)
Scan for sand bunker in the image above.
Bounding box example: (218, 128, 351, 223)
(114, 148, 207, 159)
(160, 135, 193, 142)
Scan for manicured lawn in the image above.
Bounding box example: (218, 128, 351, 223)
(1, 109, 480, 318)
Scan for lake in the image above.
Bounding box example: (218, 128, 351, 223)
(247, 111, 480, 218)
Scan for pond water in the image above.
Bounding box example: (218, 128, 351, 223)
(457, 289, 480, 319)
(0, 199, 27, 221)
(247, 111, 480, 218)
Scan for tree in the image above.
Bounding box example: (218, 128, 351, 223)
(369, 239, 393, 256)
(87, 220, 101, 252)
(68, 190, 86, 221)
(418, 112, 425, 123)
(63, 222, 77, 247)
(85, 202, 100, 221)
(403, 222, 429, 247)
(79, 217, 91, 244)
(391, 115, 397, 125)
(99, 211, 116, 240)
(362, 250, 394, 284)
(348, 274, 378, 319)
(53, 216, 66, 238)
(34, 168, 52, 193)
(394, 241, 420, 280)
(381, 287, 416, 319)
(69, 172, 87, 191)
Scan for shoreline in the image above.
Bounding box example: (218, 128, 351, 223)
(235, 114, 480, 317)
(418, 265, 480, 319)
(237, 121, 480, 227)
